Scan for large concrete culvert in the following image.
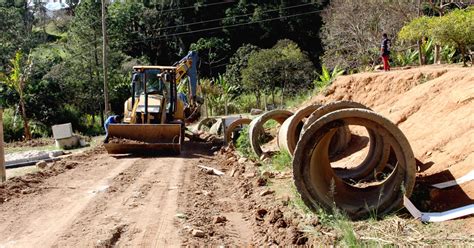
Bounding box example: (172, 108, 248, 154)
(277, 104, 322, 155)
(292, 108, 416, 219)
(301, 101, 390, 180)
(197, 117, 218, 132)
(224, 118, 252, 145)
(248, 109, 293, 157)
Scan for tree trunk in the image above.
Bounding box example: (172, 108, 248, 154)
(1, 107, 6, 182)
(263, 95, 267, 111)
(101, 0, 110, 116)
(460, 45, 467, 67)
(255, 91, 261, 109)
(281, 86, 284, 109)
(91, 113, 95, 128)
(224, 98, 228, 115)
(100, 103, 104, 128)
(19, 99, 31, 140)
(417, 40, 424, 65)
(271, 89, 275, 106)
(434, 44, 441, 64)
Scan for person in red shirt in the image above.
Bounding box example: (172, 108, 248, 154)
(381, 33, 391, 71)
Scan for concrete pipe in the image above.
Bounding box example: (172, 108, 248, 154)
(301, 101, 390, 180)
(292, 108, 416, 219)
(197, 117, 217, 132)
(224, 118, 252, 145)
(209, 118, 224, 136)
(277, 104, 322, 155)
(248, 109, 293, 157)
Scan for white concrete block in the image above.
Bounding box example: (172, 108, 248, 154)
(52, 123, 73, 139)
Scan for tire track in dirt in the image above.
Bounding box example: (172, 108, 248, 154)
(51, 156, 186, 247)
(0, 155, 139, 248)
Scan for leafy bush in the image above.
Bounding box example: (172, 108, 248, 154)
(235, 126, 256, 159)
(394, 49, 418, 66)
(2, 108, 23, 141)
(313, 65, 344, 92)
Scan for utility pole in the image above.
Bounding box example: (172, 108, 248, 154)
(1, 106, 6, 182)
(101, 0, 110, 116)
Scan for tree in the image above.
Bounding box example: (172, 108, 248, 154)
(62, 0, 105, 123)
(399, 7, 474, 66)
(431, 7, 474, 66)
(320, 0, 418, 70)
(0, 6, 26, 70)
(190, 37, 230, 76)
(0, 50, 33, 140)
(399, 16, 434, 65)
(225, 44, 260, 90)
(242, 48, 281, 108)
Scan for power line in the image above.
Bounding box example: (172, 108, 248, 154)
(79, 2, 319, 45)
(124, 2, 318, 34)
(63, 6, 323, 61)
(112, 9, 323, 46)
(68, 0, 238, 36)
(157, 0, 236, 13)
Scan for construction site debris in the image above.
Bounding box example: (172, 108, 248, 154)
(197, 165, 225, 176)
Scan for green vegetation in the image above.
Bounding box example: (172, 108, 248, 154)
(271, 150, 292, 171)
(399, 7, 474, 66)
(313, 65, 344, 93)
(235, 126, 255, 159)
(0, 0, 472, 142)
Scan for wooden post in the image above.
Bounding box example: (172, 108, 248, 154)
(0, 106, 6, 182)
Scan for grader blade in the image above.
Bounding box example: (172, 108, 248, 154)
(104, 124, 182, 154)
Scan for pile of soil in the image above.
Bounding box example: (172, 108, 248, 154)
(5, 138, 55, 148)
(108, 137, 147, 144)
(0, 146, 104, 203)
(305, 65, 473, 212)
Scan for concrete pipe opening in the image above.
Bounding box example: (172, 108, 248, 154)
(248, 109, 293, 158)
(301, 101, 390, 180)
(224, 118, 252, 145)
(277, 104, 321, 155)
(197, 118, 217, 132)
(292, 108, 415, 219)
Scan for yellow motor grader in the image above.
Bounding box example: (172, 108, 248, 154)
(104, 51, 202, 154)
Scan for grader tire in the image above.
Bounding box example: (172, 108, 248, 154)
(292, 108, 416, 219)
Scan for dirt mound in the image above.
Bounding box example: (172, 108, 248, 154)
(5, 138, 55, 148)
(306, 64, 473, 212)
(0, 146, 105, 203)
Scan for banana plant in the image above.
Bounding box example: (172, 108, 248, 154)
(313, 65, 344, 92)
(0, 50, 33, 140)
(395, 49, 419, 66)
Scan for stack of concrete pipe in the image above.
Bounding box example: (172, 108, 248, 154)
(245, 101, 416, 219)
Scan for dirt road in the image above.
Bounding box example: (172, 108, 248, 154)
(0, 144, 220, 247)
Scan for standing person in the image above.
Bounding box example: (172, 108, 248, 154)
(381, 33, 391, 71)
(104, 115, 122, 142)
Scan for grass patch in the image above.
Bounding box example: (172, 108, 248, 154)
(235, 126, 257, 160)
(271, 150, 292, 171)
